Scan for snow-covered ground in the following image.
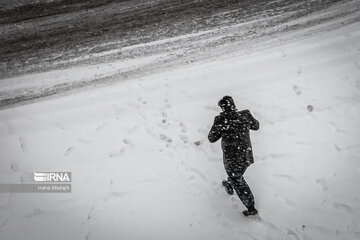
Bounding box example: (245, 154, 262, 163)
(1, 2, 360, 240)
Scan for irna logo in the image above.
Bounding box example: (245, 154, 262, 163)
(33, 172, 71, 182)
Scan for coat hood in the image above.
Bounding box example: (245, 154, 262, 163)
(218, 95, 236, 112)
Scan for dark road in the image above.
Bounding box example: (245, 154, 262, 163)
(0, 0, 345, 77)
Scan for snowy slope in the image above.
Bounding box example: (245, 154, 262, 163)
(1, 5, 360, 240)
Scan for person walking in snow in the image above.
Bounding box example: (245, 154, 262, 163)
(208, 96, 259, 216)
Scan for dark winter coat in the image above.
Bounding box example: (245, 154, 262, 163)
(208, 109, 259, 173)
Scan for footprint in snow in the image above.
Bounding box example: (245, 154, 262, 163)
(159, 134, 172, 143)
(292, 85, 302, 95)
(108, 148, 126, 158)
(123, 138, 134, 147)
(179, 122, 187, 133)
(64, 146, 74, 156)
(180, 134, 189, 143)
(286, 229, 300, 240)
(161, 111, 168, 119)
(307, 105, 314, 112)
(164, 98, 171, 108)
(87, 206, 95, 220)
(137, 97, 147, 105)
(333, 143, 342, 152)
(273, 174, 296, 182)
(85, 231, 91, 240)
(0, 218, 9, 229)
(19, 137, 26, 152)
(10, 160, 19, 172)
(333, 202, 352, 213)
(297, 65, 302, 74)
(96, 122, 108, 131)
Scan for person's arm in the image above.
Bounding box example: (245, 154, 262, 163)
(208, 115, 222, 143)
(243, 110, 259, 130)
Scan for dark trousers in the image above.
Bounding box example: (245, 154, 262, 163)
(226, 165, 255, 210)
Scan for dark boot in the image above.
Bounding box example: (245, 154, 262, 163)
(222, 180, 234, 195)
(242, 206, 258, 217)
